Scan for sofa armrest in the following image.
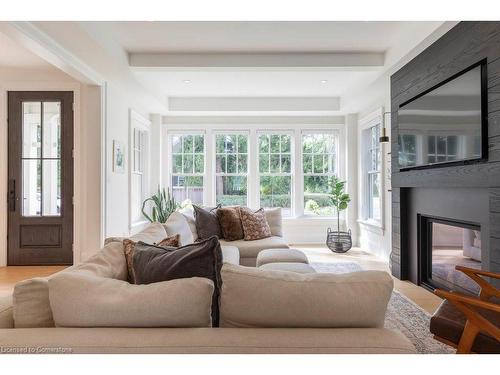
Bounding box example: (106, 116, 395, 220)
(0, 294, 14, 328)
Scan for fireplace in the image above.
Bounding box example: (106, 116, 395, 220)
(418, 215, 481, 294)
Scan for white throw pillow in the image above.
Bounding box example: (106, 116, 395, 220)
(180, 208, 199, 241)
(220, 263, 393, 328)
(49, 272, 214, 328)
(163, 211, 195, 246)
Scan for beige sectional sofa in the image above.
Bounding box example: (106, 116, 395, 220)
(0, 220, 416, 354)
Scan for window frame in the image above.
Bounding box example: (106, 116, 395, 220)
(358, 108, 385, 230)
(212, 130, 250, 207)
(129, 110, 151, 232)
(366, 124, 381, 222)
(257, 130, 294, 216)
(300, 129, 340, 217)
(168, 131, 206, 206)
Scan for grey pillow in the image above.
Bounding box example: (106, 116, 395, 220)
(132, 236, 223, 326)
(193, 205, 222, 239)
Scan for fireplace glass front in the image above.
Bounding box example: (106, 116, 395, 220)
(420, 217, 481, 294)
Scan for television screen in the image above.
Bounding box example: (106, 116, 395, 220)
(398, 64, 485, 170)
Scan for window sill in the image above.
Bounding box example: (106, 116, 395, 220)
(358, 219, 384, 234)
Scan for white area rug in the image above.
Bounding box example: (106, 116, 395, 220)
(310, 261, 454, 354)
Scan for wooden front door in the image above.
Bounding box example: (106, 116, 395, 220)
(7, 92, 74, 265)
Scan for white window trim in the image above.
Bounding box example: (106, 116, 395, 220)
(167, 131, 206, 206)
(129, 109, 151, 232)
(358, 108, 385, 230)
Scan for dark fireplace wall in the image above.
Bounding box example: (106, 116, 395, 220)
(390, 22, 500, 282)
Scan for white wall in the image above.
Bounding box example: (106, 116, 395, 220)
(104, 83, 161, 238)
(356, 82, 392, 261)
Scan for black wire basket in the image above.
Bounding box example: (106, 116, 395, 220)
(326, 228, 352, 253)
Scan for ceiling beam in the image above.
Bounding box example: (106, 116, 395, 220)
(0, 22, 104, 85)
(129, 52, 385, 71)
(168, 96, 340, 112)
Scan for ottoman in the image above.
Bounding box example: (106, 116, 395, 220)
(259, 262, 316, 274)
(256, 248, 309, 267)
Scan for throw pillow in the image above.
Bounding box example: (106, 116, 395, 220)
(193, 204, 222, 239)
(123, 234, 180, 283)
(239, 207, 272, 241)
(131, 236, 223, 326)
(217, 206, 244, 241)
(163, 211, 194, 246)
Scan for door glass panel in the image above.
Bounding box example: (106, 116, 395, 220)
(21, 101, 62, 217)
(42, 160, 61, 216)
(22, 159, 41, 216)
(22, 102, 41, 158)
(42, 102, 61, 158)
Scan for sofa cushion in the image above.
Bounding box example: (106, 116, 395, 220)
(259, 263, 316, 274)
(221, 245, 240, 265)
(12, 240, 128, 328)
(256, 248, 308, 267)
(132, 236, 222, 326)
(123, 234, 180, 283)
(129, 222, 168, 244)
(217, 207, 244, 241)
(0, 327, 416, 354)
(49, 272, 214, 328)
(220, 264, 393, 328)
(264, 208, 283, 237)
(219, 236, 288, 259)
(163, 212, 194, 246)
(239, 207, 272, 241)
(193, 205, 222, 239)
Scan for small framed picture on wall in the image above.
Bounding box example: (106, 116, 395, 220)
(113, 140, 125, 173)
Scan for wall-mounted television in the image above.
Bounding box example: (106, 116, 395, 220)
(397, 61, 487, 170)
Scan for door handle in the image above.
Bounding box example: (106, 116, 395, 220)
(8, 179, 15, 212)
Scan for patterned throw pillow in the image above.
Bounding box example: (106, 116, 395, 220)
(123, 234, 180, 283)
(239, 207, 272, 241)
(217, 206, 244, 241)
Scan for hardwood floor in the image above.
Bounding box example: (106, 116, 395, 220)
(0, 266, 66, 298)
(0, 247, 443, 315)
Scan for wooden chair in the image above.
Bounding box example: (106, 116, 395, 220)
(430, 266, 500, 354)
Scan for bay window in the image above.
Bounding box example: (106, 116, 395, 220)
(170, 134, 205, 205)
(258, 133, 292, 216)
(215, 133, 248, 206)
(302, 132, 337, 216)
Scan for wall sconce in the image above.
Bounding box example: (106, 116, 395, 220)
(379, 111, 391, 143)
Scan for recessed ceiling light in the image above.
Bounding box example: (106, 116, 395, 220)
(183, 80, 191, 84)
(320, 80, 328, 84)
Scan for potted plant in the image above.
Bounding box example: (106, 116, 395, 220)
(326, 176, 352, 253)
(141, 186, 179, 223)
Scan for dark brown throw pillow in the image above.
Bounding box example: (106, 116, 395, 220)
(239, 207, 272, 241)
(123, 234, 180, 283)
(193, 204, 222, 240)
(217, 206, 244, 241)
(131, 236, 223, 326)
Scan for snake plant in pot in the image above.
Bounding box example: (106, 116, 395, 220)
(326, 176, 352, 253)
(141, 186, 179, 223)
